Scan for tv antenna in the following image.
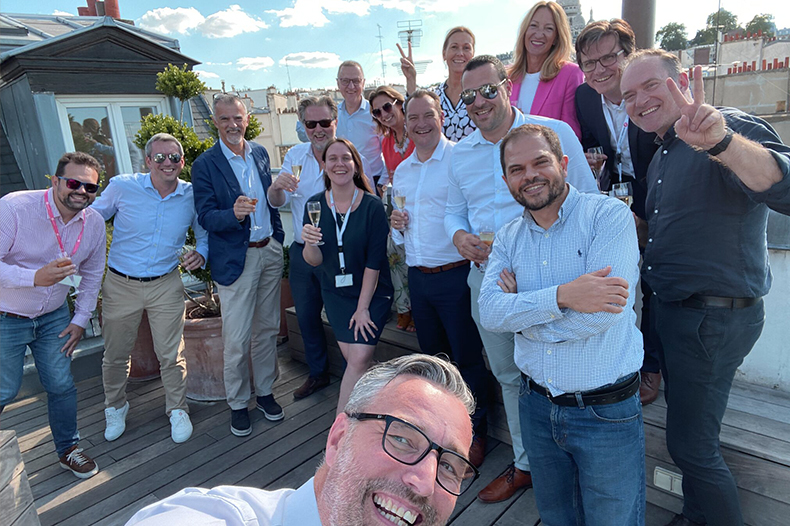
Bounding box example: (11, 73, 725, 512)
(377, 24, 387, 82)
(394, 19, 432, 75)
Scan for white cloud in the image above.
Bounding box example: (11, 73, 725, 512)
(204, 61, 234, 66)
(195, 70, 220, 79)
(280, 52, 342, 69)
(139, 6, 267, 39)
(52, 10, 75, 16)
(237, 56, 275, 71)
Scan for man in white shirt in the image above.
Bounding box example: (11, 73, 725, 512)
(126, 354, 478, 526)
(444, 54, 596, 503)
(335, 60, 386, 186)
(389, 89, 492, 468)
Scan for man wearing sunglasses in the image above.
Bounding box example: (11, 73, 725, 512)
(91, 133, 209, 445)
(127, 354, 476, 526)
(444, 54, 596, 503)
(1, 152, 106, 479)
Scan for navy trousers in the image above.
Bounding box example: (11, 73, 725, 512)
(289, 242, 328, 379)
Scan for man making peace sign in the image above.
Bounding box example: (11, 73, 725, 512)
(621, 49, 790, 526)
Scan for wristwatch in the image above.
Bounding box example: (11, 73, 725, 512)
(706, 128, 734, 156)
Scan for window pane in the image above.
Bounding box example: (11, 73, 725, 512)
(66, 107, 119, 180)
(121, 106, 157, 173)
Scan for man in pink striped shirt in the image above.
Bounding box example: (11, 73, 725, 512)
(0, 152, 106, 479)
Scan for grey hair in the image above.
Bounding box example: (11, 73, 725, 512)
(298, 95, 338, 123)
(213, 93, 246, 114)
(344, 354, 476, 416)
(144, 132, 184, 158)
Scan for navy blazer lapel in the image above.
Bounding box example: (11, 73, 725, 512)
(211, 143, 243, 195)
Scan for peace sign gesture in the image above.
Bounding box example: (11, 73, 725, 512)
(397, 41, 417, 94)
(667, 65, 727, 150)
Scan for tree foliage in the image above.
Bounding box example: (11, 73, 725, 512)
(746, 14, 775, 37)
(134, 114, 213, 180)
(155, 63, 207, 122)
(690, 8, 743, 46)
(657, 22, 688, 51)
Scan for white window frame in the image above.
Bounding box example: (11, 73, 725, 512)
(55, 95, 169, 174)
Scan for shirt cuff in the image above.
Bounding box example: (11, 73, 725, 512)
(70, 312, 90, 329)
(20, 268, 37, 288)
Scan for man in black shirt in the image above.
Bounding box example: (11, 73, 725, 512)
(621, 49, 790, 526)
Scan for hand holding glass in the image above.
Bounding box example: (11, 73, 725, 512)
(290, 165, 302, 197)
(478, 227, 495, 273)
(587, 147, 606, 180)
(307, 201, 324, 246)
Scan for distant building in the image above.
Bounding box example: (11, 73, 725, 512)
(558, 0, 586, 44)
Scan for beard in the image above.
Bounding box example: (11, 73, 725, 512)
(511, 177, 565, 211)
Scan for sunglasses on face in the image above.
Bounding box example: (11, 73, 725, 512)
(57, 176, 99, 194)
(151, 153, 183, 164)
(371, 102, 396, 118)
(304, 119, 334, 129)
(460, 79, 507, 105)
(580, 49, 626, 73)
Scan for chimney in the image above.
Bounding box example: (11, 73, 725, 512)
(86, 0, 97, 16)
(104, 0, 121, 19)
(77, 6, 89, 15)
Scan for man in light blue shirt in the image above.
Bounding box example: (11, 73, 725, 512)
(444, 54, 596, 503)
(92, 133, 209, 445)
(479, 124, 644, 524)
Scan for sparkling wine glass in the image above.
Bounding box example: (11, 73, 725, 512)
(291, 165, 302, 197)
(478, 226, 495, 274)
(58, 250, 80, 297)
(246, 170, 262, 232)
(307, 201, 324, 246)
(587, 146, 607, 181)
(610, 182, 634, 208)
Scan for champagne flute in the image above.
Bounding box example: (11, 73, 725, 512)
(307, 201, 324, 246)
(610, 182, 634, 208)
(57, 250, 80, 297)
(246, 169, 262, 232)
(291, 164, 302, 197)
(478, 226, 495, 274)
(393, 187, 406, 211)
(586, 146, 607, 181)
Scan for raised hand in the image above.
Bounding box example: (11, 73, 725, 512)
(397, 42, 417, 94)
(667, 65, 727, 150)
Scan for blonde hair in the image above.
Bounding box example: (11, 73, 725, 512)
(508, 1, 573, 82)
(442, 26, 476, 56)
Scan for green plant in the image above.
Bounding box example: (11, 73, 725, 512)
(156, 63, 207, 122)
(134, 114, 213, 179)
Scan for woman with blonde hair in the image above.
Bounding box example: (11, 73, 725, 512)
(508, 1, 583, 138)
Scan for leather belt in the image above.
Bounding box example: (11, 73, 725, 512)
(0, 311, 31, 320)
(249, 237, 271, 248)
(414, 260, 469, 274)
(679, 294, 760, 310)
(109, 267, 168, 282)
(523, 372, 640, 407)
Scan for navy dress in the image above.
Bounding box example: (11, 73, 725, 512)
(303, 191, 393, 344)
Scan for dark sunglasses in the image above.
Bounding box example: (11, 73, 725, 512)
(57, 176, 99, 194)
(460, 79, 507, 105)
(371, 101, 396, 118)
(304, 119, 334, 129)
(151, 153, 183, 164)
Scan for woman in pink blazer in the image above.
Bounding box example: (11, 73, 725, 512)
(508, 1, 583, 139)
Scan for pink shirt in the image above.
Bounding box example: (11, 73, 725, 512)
(0, 188, 106, 327)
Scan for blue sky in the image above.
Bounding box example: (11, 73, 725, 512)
(5, 1, 789, 91)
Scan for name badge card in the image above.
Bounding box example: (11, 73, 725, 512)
(335, 274, 353, 288)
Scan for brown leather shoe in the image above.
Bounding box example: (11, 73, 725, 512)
(477, 463, 532, 503)
(468, 435, 486, 468)
(640, 371, 661, 406)
(293, 374, 330, 400)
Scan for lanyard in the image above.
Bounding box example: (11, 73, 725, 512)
(44, 191, 85, 258)
(601, 95, 629, 183)
(329, 187, 359, 274)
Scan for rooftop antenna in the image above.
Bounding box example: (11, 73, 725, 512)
(285, 57, 293, 92)
(377, 24, 387, 82)
(395, 19, 433, 75)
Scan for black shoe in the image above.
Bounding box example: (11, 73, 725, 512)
(665, 514, 705, 526)
(230, 409, 252, 436)
(256, 395, 284, 421)
(293, 374, 331, 400)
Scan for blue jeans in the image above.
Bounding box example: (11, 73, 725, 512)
(0, 302, 79, 456)
(520, 376, 645, 526)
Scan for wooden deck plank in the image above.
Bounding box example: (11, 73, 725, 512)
(448, 442, 516, 523)
(490, 489, 540, 526)
(91, 495, 159, 526)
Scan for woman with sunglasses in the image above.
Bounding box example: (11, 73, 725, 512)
(508, 1, 583, 139)
(368, 86, 415, 333)
(400, 26, 477, 142)
(301, 138, 393, 415)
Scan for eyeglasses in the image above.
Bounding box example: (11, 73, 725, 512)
(151, 153, 183, 164)
(347, 412, 479, 496)
(580, 49, 625, 73)
(460, 79, 507, 105)
(372, 102, 396, 119)
(304, 119, 334, 129)
(337, 78, 363, 87)
(56, 176, 99, 194)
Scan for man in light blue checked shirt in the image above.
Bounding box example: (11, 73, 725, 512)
(479, 124, 645, 524)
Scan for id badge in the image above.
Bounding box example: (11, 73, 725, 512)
(335, 274, 353, 288)
(59, 274, 82, 289)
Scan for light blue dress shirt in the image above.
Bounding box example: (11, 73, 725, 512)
(478, 186, 643, 396)
(219, 139, 272, 242)
(337, 98, 385, 179)
(91, 173, 209, 278)
(444, 107, 597, 241)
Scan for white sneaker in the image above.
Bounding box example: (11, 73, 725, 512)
(104, 401, 129, 442)
(170, 409, 193, 443)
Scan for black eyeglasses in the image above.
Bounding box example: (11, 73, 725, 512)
(347, 412, 479, 496)
(56, 176, 99, 194)
(460, 79, 507, 105)
(151, 153, 183, 164)
(372, 102, 396, 118)
(580, 49, 625, 73)
(304, 119, 334, 129)
(337, 78, 363, 87)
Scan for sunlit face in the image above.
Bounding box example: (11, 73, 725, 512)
(325, 142, 356, 188)
(321, 376, 472, 526)
(579, 34, 627, 102)
(621, 56, 684, 138)
(524, 7, 557, 63)
(503, 133, 568, 211)
(52, 162, 100, 214)
(371, 94, 404, 132)
(406, 96, 444, 154)
(337, 65, 365, 104)
(304, 105, 337, 155)
(213, 100, 249, 147)
(461, 64, 512, 135)
(146, 140, 184, 188)
(443, 32, 475, 76)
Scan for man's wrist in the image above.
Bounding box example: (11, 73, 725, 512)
(707, 127, 734, 156)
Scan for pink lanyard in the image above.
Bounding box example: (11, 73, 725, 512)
(44, 191, 85, 258)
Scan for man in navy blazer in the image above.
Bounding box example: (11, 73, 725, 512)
(192, 93, 285, 436)
(574, 19, 663, 404)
